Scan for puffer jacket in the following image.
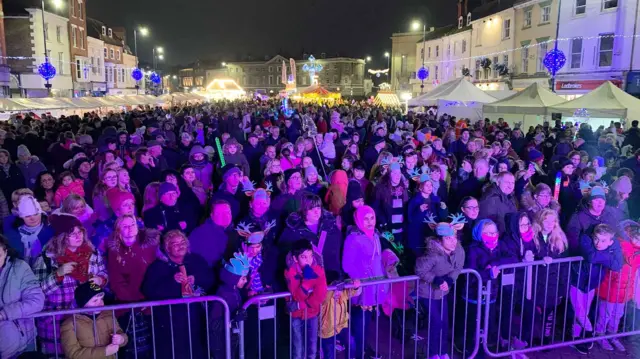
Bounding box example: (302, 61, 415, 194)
(0, 257, 45, 359)
(566, 204, 623, 254)
(60, 311, 128, 359)
(16, 156, 47, 189)
(478, 183, 517, 233)
(415, 239, 465, 300)
(342, 226, 388, 306)
(278, 210, 343, 284)
(571, 233, 623, 292)
(597, 240, 640, 303)
(284, 253, 327, 319)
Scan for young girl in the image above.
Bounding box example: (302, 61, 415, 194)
(53, 171, 85, 207)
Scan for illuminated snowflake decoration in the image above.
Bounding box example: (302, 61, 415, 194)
(543, 48, 566, 74)
(38, 62, 57, 80)
(417, 66, 429, 81)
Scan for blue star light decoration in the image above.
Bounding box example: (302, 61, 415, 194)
(417, 66, 429, 81)
(543, 48, 566, 75)
(302, 55, 323, 84)
(38, 62, 57, 81)
(150, 72, 161, 85)
(131, 68, 143, 81)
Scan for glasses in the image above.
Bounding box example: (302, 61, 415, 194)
(463, 205, 479, 211)
(519, 222, 531, 229)
(104, 176, 117, 181)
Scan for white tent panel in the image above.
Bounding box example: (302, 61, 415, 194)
(484, 83, 567, 115)
(550, 81, 640, 121)
(408, 77, 497, 107)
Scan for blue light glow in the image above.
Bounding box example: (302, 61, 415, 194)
(38, 62, 56, 81)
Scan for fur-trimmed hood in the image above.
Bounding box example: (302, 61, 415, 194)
(107, 227, 161, 254)
(519, 188, 560, 216)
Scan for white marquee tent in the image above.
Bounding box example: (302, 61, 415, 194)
(408, 78, 497, 122)
(483, 82, 566, 127)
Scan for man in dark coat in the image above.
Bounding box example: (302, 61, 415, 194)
(243, 133, 264, 183)
(189, 200, 239, 272)
(130, 148, 161, 192)
(210, 164, 248, 222)
(478, 172, 518, 233)
(143, 182, 192, 234)
(363, 137, 386, 174)
(623, 120, 640, 151)
(449, 128, 471, 163)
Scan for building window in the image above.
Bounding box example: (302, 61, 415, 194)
(58, 52, 64, 75)
(72, 27, 77, 47)
(522, 47, 529, 73)
(435, 65, 438, 80)
(435, 46, 439, 57)
(447, 44, 451, 56)
(79, 29, 84, 49)
(78, 0, 83, 20)
(503, 19, 511, 38)
(503, 54, 509, 68)
(116, 50, 120, 60)
(462, 40, 467, 53)
(575, 0, 586, 14)
(110, 49, 114, 59)
(44, 23, 49, 41)
(108, 28, 112, 38)
(571, 38, 583, 68)
(104, 47, 107, 57)
(268, 75, 273, 85)
(476, 27, 482, 45)
(603, 0, 618, 10)
(98, 58, 102, 75)
(269, 66, 273, 73)
(76, 59, 81, 79)
(71, 1, 76, 17)
(101, 26, 106, 36)
(420, 47, 424, 60)
(541, 5, 551, 22)
(428, 47, 431, 58)
(538, 42, 548, 72)
(524, 9, 532, 27)
(56, 25, 62, 43)
(91, 57, 95, 74)
(493, 56, 499, 77)
(453, 41, 457, 55)
(599, 34, 614, 66)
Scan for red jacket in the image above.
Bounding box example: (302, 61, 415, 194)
(284, 264, 328, 319)
(598, 240, 640, 303)
(54, 179, 86, 207)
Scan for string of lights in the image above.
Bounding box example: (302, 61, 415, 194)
(3, 55, 167, 74)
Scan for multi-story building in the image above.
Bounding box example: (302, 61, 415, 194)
(0, 2, 11, 96)
(86, 18, 125, 95)
(4, 3, 73, 97)
(86, 35, 106, 94)
(390, 31, 423, 93)
(414, 26, 449, 95)
(178, 60, 208, 91)
(221, 54, 366, 96)
(512, 0, 558, 90)
(555, 0, 636, 99)
(67, 0, 89, 96)
(469, 0, 517, 91)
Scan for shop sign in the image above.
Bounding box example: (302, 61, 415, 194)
(555, 79, 622, 91)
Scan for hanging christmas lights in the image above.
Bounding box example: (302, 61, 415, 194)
(543, 48, 566, 74)
(131, 68, 143, 81)
(417, 66, 429, 81)
(150, 72, 161, 84)
(38, 62, 56, 81)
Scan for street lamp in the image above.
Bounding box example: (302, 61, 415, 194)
(40, 0, 63, 95)
(366, 56, 372, 62)
(221, 62, 227, 66)
(384, 52, 390, 73)
(411, 20, 421, 31)
(152, 46, 163, 69)
(158, 54, 164, 61)
(133, 26, 148, 59)
(172, 75, 177, 79)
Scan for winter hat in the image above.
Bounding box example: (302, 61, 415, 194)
(106, 188, 135, 211)
(17, 195, 44, 218)
(147, 140, 162, 148)
(419, 173, 431, 183)
(49, 213, 83, 236)
(284, 168, 301, 183)
(339, 132, 351, 141)
(590, 186, 606, 200)
(221, 164, 242, 181)
(529, 149, 544, 162)
(223, 252, 251, 277)
(17, 145, 31, 158)
(371, 136, 385, 146)
(472, 219, 495, 242)
(158, 182, 178, 198)
(305, 165, 318, 179)
(611, 176, 632, 194)
(189, 145, 206, 157)
(247, 132, 258, 140)
(74, 282, 105, 308)
(558, 157, 573, 171)
(435, 223, 455, 237)
(593, 156, 605, 167)
(353, 160, 366, 171)
(346, 180, 363, 202)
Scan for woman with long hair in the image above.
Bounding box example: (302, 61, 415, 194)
(520, 183, 561, 220)
(142, 182, 161, 214)
(56, 194, 96, 234)
(372, 163, 408, 247)
(263, 158, 284, 196)
(92, 169, 119, 221)
(180, 164, 207, 206)
(0, 234, 45, 358)
(117, 167, 142, 203)
(34, 171, 56, 211)
(32, 213, 108, 356)
(369, 151, 393, 183)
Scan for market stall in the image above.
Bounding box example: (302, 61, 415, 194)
(203, 79, 246, 100)
(483, 83, 566, 127)
(373, 91, 402, 108)
(293, 84, 341, 103)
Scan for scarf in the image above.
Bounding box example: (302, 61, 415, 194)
(0, 163, 10, 176)
(19, 223, 44, 265)
(56, 242, 94, 283)
(521, 228, 534, 243)
(249, 254, 264, 293)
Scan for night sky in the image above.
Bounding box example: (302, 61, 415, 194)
(88, 0, 456, 69)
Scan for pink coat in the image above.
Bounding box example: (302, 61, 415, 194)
(53, 179, 85, 207)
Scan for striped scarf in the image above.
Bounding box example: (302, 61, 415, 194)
(249, 254, 263, 293)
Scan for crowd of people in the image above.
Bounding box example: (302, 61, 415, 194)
(1, 100, 640, 359)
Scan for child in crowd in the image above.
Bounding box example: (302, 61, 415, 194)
(569, 223, 623, 354)
(284, 239, 327, 359)
(319, 279, 361, 359)
(594, 220, 640, 352)
(61, 283, 128, 358)
(53, 171, 85, 207)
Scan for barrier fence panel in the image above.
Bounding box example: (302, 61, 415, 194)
(21, 295, 231, 359)
(238, 270, 482, 359)
(482, 255, 640, 357)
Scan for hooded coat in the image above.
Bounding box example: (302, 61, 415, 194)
(478, 183, 518, 233)
(0, 257, 45, 359)
(189, 146, 214, 191)
(597, 239, 640, 303)
(342, 226, 387, 306)
(406, 192, 448, 257)
(16, 156, 47, 189)
(571, 233, 623, 292)
(415, 239, 465, 300)
(278, 210, 342, 286)
(5, 217, 55, 265)
(60, 311, 128, 359)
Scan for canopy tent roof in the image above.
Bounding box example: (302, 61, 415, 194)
(0, 95, 168, 112)
(160, 93, 207, 102)
(374, 92, 401, 107)
(483, 83, 566, 115)
(408, 77, 497, 107)
(299, 85, 334, 95)
(549, 81, 640, 121)
(206, 79, 244, 92)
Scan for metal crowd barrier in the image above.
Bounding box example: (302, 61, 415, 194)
(21, 295, 231, 359)
(483, 255, 640, 357)
(238, 270, 483, 359)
